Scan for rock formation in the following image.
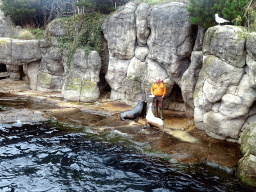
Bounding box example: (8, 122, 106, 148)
(102, 2, 197, 106)
(0, 18, 102, 101)
(194, 26, 256, 142)
(0, 1, 255, 188)
(238, 123, 256, 187)
(61, 49, 101, 102)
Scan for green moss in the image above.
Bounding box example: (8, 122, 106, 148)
(240, 123, 256, 156)
(66, 77, 83, 90)
(0, 39, 10, 44)
(238, 157, 256, 188)
(29, 28, 45, 40)
(37, 72, 52, 85)
(122, 78, 142, 93)
(236, 30, 248, 42)
(81, 80, 97, 94)
(238, 175, 256, 188)
(240, 127, 251, 156)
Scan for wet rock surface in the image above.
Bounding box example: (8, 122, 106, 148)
(0, 79, 243, 169)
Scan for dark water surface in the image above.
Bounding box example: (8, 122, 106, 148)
(0, 122, 253, 192)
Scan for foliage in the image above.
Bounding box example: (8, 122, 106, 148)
(57, 12, 107, 67)
(0, 0, 38, 26)
(12, 27, 45, 40)
(133, 0, 188, 5)
(221, 0, 248, 25)
(75, 0, 96, 8)
(244, 0, 256, 32)
(16, 30, 35, 40)
(29, 28, 45, 39)
(186, 0, 248, 29)
(75, 0, 117, 14)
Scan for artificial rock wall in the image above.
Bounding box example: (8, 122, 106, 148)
(102, 2, 256, 145)
(102, 2, 199, 108)
(1, 1, 256, 145)
(194, 27, 256, 142)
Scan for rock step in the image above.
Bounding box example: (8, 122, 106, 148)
(0, 72, 10, 79)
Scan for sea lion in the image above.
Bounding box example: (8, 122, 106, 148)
(120, 100, 147, 122)
(145, 102, 164, 131)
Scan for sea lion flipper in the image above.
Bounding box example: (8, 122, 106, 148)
(120, 113, 125, 121)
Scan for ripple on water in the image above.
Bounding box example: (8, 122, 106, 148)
(0, 123, 253, 192)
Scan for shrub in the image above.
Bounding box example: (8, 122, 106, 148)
(186, 0, 248, 28)
(244, 0, 256, 32)
(17, 30, 35, 40)
(57, 12, 107, 67)
(133, 0, 188, 5)
(29, 28, 45, 40)
(75, 0, 117, 14)
(1, 0, 38, 26)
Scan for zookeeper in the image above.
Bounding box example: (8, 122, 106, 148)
(151, 78, 166, 120)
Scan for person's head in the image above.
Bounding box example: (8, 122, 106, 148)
(155, 78, 161, 85)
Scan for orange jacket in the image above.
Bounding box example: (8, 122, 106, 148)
(151, 82, 166, 96)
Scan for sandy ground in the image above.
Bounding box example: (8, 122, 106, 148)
(0, 79, 242, 168)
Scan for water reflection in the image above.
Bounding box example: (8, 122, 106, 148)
(0, 123, 253, 192)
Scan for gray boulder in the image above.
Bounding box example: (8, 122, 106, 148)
(193, 26, 206, 51)
(61, 49, 101, 102)
(246, 53, 256, 89)
(203, 25, 247, 68)
(37, 72, 63, 92)
(102, 2, 137, 60)
(147, 2, 196, 86)
(181, 51, 203, 108)
(40, 47, 64, 76)
(219, 94, 249, 119)
(147, 58, 169, 83)
(238, 123, 256, 187)
(102, 2, 196, 107)
(202, 55, 244, 103)
(236, 74, 256, 108)
(23, 61, 40, 90)
(127, 57, 147, 80)
(237, 154, 256, 188)
(11, 39, 41, 65)
(69, 49, 101, 83)
(193, 26, 253, 141)
(0, 38, 12, 64)
(0, 8, 21, 37)
(37, 47, 64, 92)
(135, 46, 149, 62)
(135, 3, 150, 46)
(147, 2, 195, 65)
(46, 18, 67, 37)
(105, 55, 130, 92)
(0, 38, 41, 65)
(61, 72, 100, 102)
(240, 124, 256, 156)
(204, 111, 246, 140)
(246, 32, 256, 60)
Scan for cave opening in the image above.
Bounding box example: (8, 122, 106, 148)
(0, 64, 7, 72)
(0, 64, 9, 80)
(169, 84, 183, 102)
(167, 83, 185, 112)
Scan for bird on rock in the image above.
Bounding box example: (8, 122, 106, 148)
(215, 14, 229, 25)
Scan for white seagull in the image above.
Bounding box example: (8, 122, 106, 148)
(215, 14, 229, 25)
